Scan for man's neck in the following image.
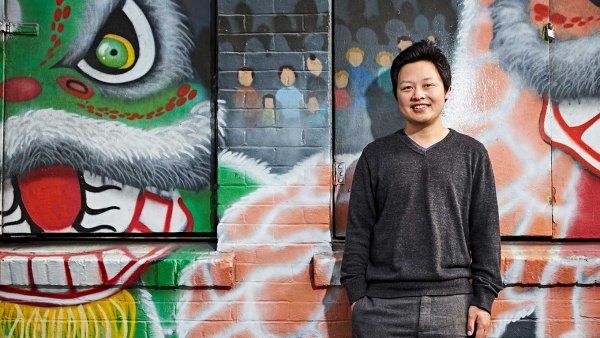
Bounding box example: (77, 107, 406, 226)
(404, 121, 449, 148)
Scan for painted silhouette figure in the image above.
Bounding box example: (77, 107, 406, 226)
(235, 66, 259, 127)
(375, 51, 394, 93)
(334, 70, 351, 110)
(258, 94, 276, 126)
(275, 65, 304, 126)
(345, 47, 373, 111)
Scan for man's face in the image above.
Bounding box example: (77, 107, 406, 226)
(396, 60, 449, 127)
(280, 68, 296, 86)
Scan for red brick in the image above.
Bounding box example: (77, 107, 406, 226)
(304, 205, 330, 223)
(272, 223, 330, 241)
(183, 302, 233, 321)
(292, 263, 312, 282)
(233, 247, 258, 263)
(255, 245, 316, 264)
(235, 263, 294, 282)
(187, 321, 232, 338)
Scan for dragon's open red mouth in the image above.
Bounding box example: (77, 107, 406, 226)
(2, 165, 194, 234)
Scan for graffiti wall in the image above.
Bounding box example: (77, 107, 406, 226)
(0, 0, 598, 337)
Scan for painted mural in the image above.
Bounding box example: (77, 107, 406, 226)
(0, 0, 598, 337)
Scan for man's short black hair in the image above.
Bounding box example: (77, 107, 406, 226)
(390, 40, 451, 100)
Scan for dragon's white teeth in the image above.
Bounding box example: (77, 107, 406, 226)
(32, 256, 68, 293)
(0, 256, 29, 286)
(68, 254, 102, 286)
(102, 249, 132, 280)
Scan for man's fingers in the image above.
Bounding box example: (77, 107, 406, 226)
(466, 308, 477, 335)
(475, 317, 489, 338)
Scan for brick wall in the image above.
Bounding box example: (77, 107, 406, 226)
(1, 0, 599, 337)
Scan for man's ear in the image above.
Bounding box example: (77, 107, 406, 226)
(444, 86, 452, 102)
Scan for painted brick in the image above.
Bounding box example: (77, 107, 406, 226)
(244, 53, 305, 71)
(246, 14, 304, 33)
(303, 205, 330, 223)
(273, 33, 328, 52)
(303, 128, 330, 146)
(227, 147, 277, 164)
(223, 128, 246, 146)
(235, 302, 290, 321)
(218, 0, 275, 14)
(218, 15, 245, 34)
(303, 14, 329, 32)
(246, 128, 304, 147)
(218, 52, 245, 71)
(274, 0, 328, 14)
(235, 263, 294, 282)
(272, 147, 323, 166)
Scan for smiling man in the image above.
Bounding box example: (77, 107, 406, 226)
(341, 41, 503, 337)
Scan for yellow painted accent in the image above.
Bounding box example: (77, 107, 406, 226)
(0, 290, 136, 338)
(104, 33, 136, 69)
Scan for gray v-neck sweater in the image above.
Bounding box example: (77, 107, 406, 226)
(340, 128, 503, 313)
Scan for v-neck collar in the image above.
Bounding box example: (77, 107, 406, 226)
(398, 128, 455, 155)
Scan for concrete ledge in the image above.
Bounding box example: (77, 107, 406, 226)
(312, 242, 600, 287)
(0, 242, 235, 289)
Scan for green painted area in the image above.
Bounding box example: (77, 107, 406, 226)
(217, 166, 259, 217)
(180, 189, 213, 232)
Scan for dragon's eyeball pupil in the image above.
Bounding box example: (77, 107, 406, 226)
(95, 35, 135, 69)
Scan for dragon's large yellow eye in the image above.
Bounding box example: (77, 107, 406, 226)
(96, 34, 136, 69)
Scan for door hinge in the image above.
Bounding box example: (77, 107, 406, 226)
(0, 21, 39, 36)
(333, 161, 346, 186)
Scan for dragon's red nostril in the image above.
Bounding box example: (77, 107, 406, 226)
(0, 77, 42, 102)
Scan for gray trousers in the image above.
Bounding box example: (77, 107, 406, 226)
(352, 294, 472, 337)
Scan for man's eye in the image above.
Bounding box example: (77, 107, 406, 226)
(425, 83, 434, 87)
(77, 0, 155, 84)
(401, 87, 412, 91)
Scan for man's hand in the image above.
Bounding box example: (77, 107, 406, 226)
(467, 305, 491, 338)
(350, 301, 356, 312)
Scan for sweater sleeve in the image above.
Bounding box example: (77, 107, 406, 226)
(468, 149, 503, 313)
(340, 152, 376, 304)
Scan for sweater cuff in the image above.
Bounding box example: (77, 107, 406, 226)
(343, 277, 367, 304)
(470, 285, 497, 314)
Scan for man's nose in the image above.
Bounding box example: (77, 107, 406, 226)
(0, 77, 42, 102)
(412, 87, 425, 100)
